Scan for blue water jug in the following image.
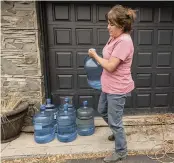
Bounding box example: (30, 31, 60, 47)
(45, 98, 57, 132)
(33, 104, 55, 144)
(58, 97, 76, 121)
(84, 50, 103, 90)
(76, 101, 95, 136)
(57, 103, 77, 142)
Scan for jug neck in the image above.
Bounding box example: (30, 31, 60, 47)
(83, 101, 88, 109)
(64, 103, 68, 112)
(40, 104, 46, 113)
(46, 98, 51, 104)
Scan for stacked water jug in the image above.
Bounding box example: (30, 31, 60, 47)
(57, 103, 77, 142)
(33, 98, 95, 144)
(33, 102, 56, 144)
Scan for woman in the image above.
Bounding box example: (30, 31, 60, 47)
(88, 5, 136, 163)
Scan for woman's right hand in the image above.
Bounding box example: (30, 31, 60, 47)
(88, 48, 97, 58)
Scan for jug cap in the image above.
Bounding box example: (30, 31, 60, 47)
(46, 98, 51, 104)
(89, 48, 96, 51)
(83, 101, 88, 107)
(64, 97, 69, 103)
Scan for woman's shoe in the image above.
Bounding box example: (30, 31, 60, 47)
(103, 151, 127, 162)
(108, 134, 115, 141)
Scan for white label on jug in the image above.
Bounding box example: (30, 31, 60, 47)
(34, 124, 42, 130)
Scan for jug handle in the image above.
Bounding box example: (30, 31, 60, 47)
(84, 55, 90, 65)
(84, 55, 101, 66)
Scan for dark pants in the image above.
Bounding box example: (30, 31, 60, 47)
(98, 92, 127, 153)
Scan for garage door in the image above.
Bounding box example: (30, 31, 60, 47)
(44, 2, 174, 115)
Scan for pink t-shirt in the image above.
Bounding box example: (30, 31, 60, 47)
(101, 33, 135, 94)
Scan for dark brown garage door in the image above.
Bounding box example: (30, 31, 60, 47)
(43, 2, 174, 115)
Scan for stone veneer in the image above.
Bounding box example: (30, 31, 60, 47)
(1, 1, 44, 126)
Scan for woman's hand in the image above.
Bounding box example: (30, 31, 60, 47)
(88, 48, 120, 72)
(88, 49, 97, 58)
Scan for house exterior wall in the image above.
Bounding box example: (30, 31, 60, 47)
(1, 1, 43, 125)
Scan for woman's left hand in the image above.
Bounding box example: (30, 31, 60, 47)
(88, 49, 97, 58)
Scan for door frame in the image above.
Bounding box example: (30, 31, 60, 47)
(36, 2, 51, 99)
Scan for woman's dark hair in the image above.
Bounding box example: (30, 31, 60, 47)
(105, 5, 137, 33)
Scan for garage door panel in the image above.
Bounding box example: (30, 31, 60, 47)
(136, 93, 151, 108)
(136, 73, 152, 88)
(76, 28, 93, 45)
(57, 74, 74, 90)
(50, 50, 75, 69)
(96, 5, 112, 22)
(138, 30, 154, 45)
(159, 7, 173, 22)
(76, 51, 88, 68)
(158, 30, 173, 45)
(55, 51, 73, 68)
(46, 3, 73, 23)
(157, 52, 172, 68)
(137, 52, 153, 67)
(154, 93, 169, 107)
(55, 28, 72, 45)
(75, 5, 92, 22)
(139, 8, 154, 22)
(77, 75, 91, 89)
(155, 73, 171, 87)
(97, 28, 109, 45)
(54, 4, 71, 21)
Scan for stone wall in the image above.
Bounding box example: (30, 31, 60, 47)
(1, 1, 44, 126)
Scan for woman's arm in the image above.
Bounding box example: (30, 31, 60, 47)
(88, 49, 121, 73)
